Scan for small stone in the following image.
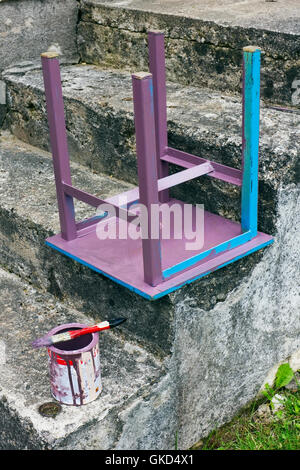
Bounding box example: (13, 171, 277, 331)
(271, 394, 286, 412)
(216, 292, 227, 302)
(255, 403, 272, 421)
(284, 372, 300, 393)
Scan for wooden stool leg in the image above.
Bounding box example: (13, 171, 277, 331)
(132, 72, 163, 287)
(148, 31, 169, 203)
(41, 52, 77, 241)
(241, 46, 261, 237)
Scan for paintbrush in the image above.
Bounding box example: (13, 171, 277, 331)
(31, 318, 127, 349)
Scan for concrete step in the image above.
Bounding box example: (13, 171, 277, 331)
(3, 63, 299, 237)
(0, 133, 299, 450)
(78, 0, 300, 107)
(0, 0, 79, 127)
(0, 0, 79, 76)
(0, 266, 164, 450)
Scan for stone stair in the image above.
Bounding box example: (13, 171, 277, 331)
(0, 265, 163, 449)
(0, 0, 299, 450)
(78, 0, 300, 107)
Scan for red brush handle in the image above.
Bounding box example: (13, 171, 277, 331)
(69, 322, 110, 340)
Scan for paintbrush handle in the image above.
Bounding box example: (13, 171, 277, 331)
(50, 321, 110, 345)
(50, 318, 126, 345)
(70, 321, 110, 338)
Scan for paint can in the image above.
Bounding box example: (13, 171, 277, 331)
(47, 323, 102, 406)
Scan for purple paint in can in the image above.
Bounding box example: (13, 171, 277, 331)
(47, 323, 102, 406)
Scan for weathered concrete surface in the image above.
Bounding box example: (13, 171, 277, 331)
(0, 0, 79, 76)
(0, 133, 299, 449)
(0, 267, 163, 449)
(0, 1, 298, 449)
(3, 64, 299, 235)
(116, 183, 300, 449)
(78, 0, 300, 106)
(83, 0, 300, 32)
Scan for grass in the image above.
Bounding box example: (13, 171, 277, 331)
(191, 374, 300, 450)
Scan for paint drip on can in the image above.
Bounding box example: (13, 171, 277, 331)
(47, 323, 102, 406)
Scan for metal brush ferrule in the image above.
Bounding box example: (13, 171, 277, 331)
(51, 331, 72, 344)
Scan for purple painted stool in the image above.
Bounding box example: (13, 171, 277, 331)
(41, 38, 273, 300)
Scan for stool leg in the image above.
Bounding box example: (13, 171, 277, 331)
(132, 72, 163, 287)
(241, 46, 261, 237)
(148, 31, 169, 203)
(41, 53, 77, 241)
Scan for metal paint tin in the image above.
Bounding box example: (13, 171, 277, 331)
(47, 323, 102, 406)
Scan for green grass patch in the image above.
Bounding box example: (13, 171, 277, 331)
(191, 366, 300, 451)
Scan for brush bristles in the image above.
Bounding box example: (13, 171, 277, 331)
(31, 331, 72, 349)
(31, 335, 52, 349)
